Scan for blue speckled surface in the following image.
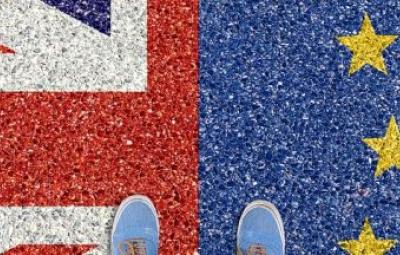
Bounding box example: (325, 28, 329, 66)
(199, 1, 400, 254)
(42, 0, 110, 34)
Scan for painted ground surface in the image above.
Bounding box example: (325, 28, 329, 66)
(200, 0, 400, 254)
(0, 0, 198, 254)
(2, 0, 400, 255)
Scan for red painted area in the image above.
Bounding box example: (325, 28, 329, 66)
(3, 245, 96, 255)
(0, 0, 199, 254)
(0, 44, 15, 54)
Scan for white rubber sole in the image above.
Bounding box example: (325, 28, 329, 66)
(237, 200, 285, 252)
(111, 195, 160, 253)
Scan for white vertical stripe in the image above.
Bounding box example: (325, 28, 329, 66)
(0, 207, 116, 254)
(0, 0, 147, 91)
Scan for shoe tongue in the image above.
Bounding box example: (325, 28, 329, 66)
(118, 238, 147, 255)
(247, 244, 268, 255)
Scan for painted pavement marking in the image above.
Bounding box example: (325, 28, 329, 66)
(0, 206, 116, 254)
(0, 0, 146, 91)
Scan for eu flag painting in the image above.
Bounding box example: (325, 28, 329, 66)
(200, 1, 400, 254)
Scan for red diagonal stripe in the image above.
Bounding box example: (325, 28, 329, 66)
(0, 44, 15, 54)
(2, 244, 96, 255)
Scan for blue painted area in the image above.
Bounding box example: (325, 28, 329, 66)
(200, 1, 400, 254)
(42, 0, 110, 34)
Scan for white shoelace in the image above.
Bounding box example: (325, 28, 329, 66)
(247, 244, 267, 255)
(118, 238, 147, 255)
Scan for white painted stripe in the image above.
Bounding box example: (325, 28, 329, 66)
(0, 206, 116, 255)
(0, 0, 147, 91)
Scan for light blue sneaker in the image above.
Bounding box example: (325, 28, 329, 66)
(237, 200, 285, 255)
(111, 195, 159, 255)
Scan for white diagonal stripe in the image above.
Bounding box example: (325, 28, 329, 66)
(0, 0, 147, 91)
(0, 206, 116, 254)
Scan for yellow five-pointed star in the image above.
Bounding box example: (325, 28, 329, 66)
(363, 116, 400, 177)
(337, 13, 398, 75)
(339, 218, 397, 255)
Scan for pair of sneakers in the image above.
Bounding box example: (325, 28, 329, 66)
(112, 195, 285, 255)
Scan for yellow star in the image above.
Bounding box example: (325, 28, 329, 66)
(337, 13, 398, 75)
(363, 116, 400, 177)
(338, 218, 397, 255)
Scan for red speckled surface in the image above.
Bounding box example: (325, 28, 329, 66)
(0, 0, 199, 253)
(3, 245, 97, 255)
(0, 45, 15, 54)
